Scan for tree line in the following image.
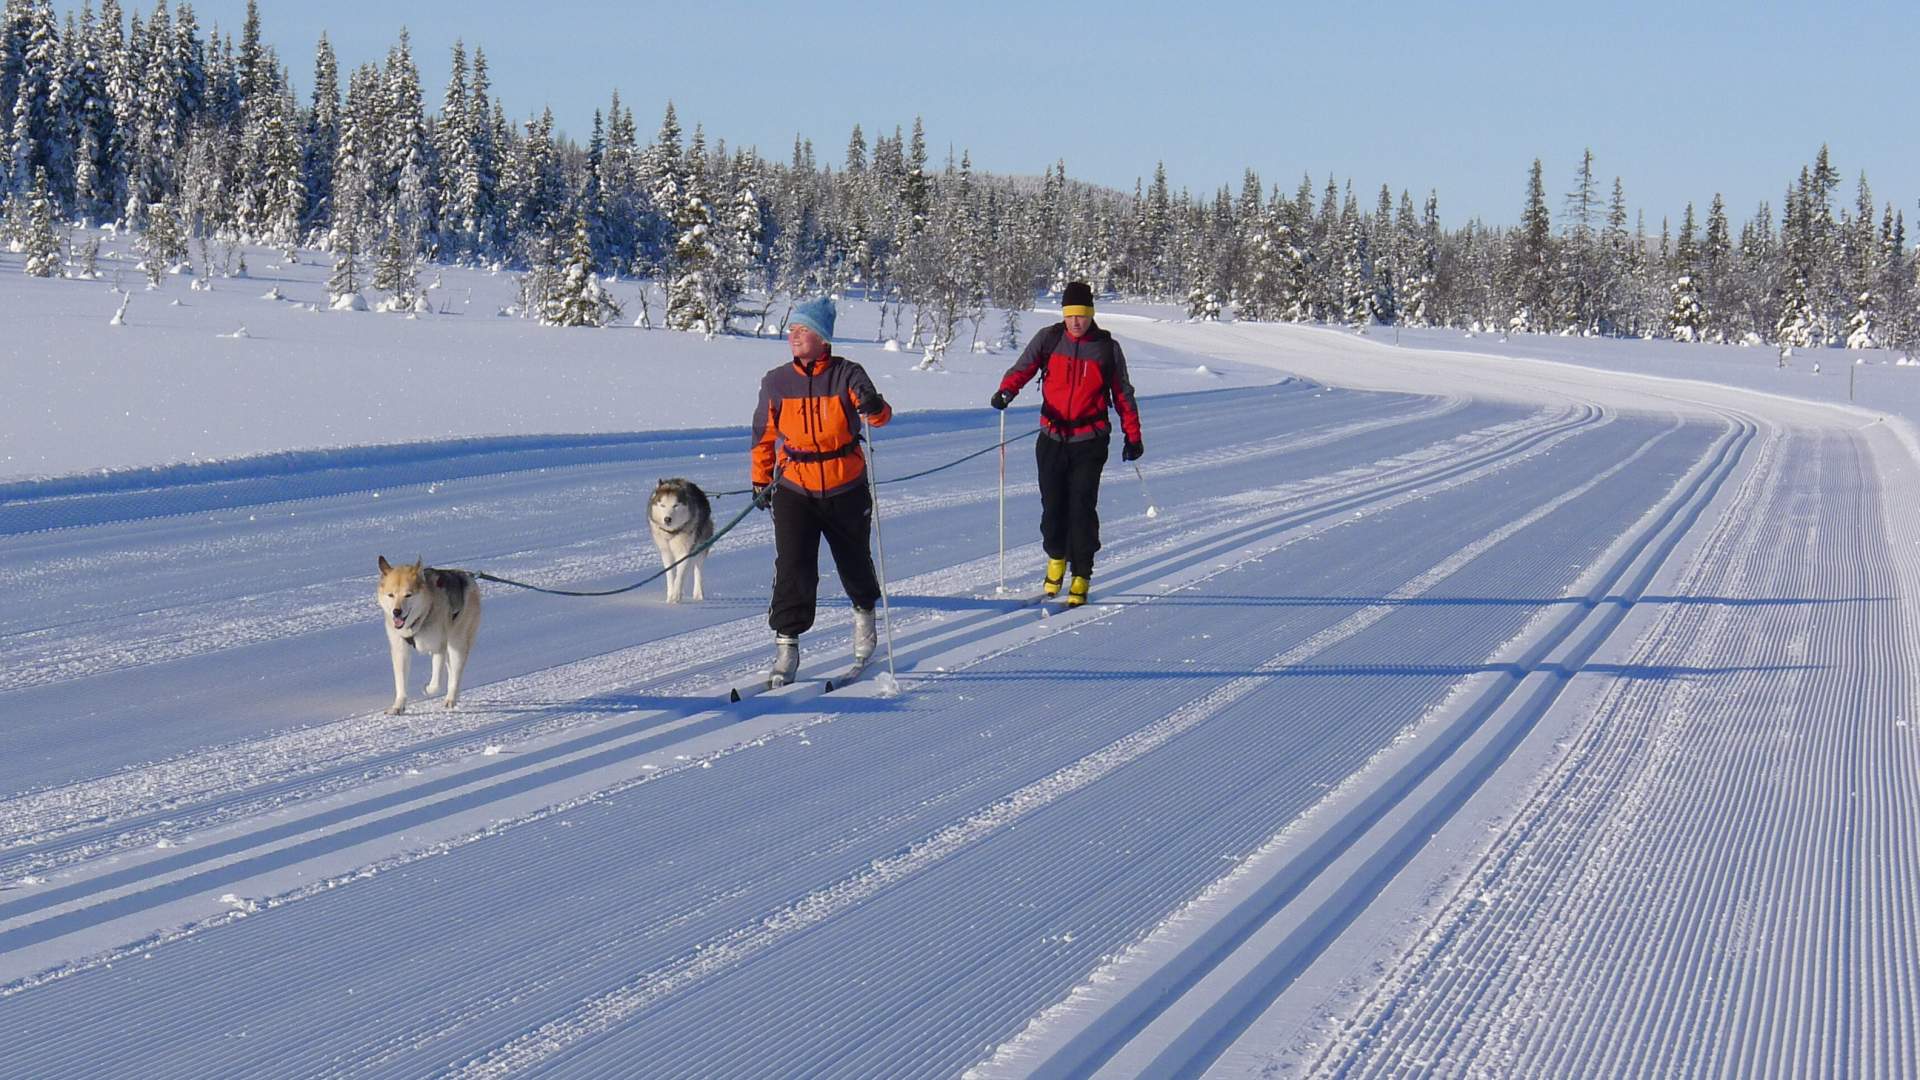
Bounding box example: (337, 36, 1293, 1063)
(3, 0, 1913, 356)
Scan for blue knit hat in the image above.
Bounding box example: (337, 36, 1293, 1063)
(789, 296, 836, 342)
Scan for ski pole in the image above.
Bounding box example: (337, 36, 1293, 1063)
(864, 430, 899, 684)
(1133, 463, 1159, 519)
(997, 409, 1006, 593)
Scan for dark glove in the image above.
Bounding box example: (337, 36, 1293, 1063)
(1122, 439, 1144, 462)
(858, 393, 888, 417)
(751, 482, 774, 510)
(989, 389, 1012, 410)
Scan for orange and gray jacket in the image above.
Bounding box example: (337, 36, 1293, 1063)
(997, 321, 1143, 444)
(751, 354, 893, 497)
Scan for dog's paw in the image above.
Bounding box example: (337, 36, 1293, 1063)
(441, 696, 459, 710)
(423, 681, 442, 695)
(386, 702, 408, 715)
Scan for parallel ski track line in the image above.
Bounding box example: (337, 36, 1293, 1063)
(607, 416, 1703, 1080)
(0, 395, 1451, 694)
(0, 404, 1611, 1004)
(427, 410, 1661, 1079)
(1299, 421, 1919, 1079)
(963, 407, 1756, 1080)
(0, 406, 1576, 884)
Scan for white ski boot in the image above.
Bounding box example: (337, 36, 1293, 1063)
(767, 634, 800, 688)
(852, 607, 877, 666)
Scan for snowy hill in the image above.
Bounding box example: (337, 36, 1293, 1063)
(3, 248, 1918, 1077)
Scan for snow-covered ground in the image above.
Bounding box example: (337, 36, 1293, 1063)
(2, 241, 1917, 1077)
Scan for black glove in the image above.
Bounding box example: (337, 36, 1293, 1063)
(751, 482, 774, 510)
(858, 393, 888, 417)
(989, 389, 1011, 410)
(1122, 439, 1144, 462)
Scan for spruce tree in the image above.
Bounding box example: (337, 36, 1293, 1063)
(1511, 158, 1553, 332)
(542, 213, 621, 327)
(141, 192, 184, 284)
(663, 123, 716, 333)
(1667, 203, 1707, 342)
(371, 225, 418, 306)
(22, 164, 59, 275)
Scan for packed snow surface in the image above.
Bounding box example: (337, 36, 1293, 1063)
(2, 243, 1917, 1077)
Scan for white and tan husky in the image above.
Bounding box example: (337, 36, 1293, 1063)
(647, 478, 715, 603)
(376, 556, 482, 714)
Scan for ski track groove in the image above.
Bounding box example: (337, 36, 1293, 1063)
(0, 390, 1443, 688)
(444, 407, 1646, 1079)
(0, 403, 1564, 881)
(1295, 419, 1919, 1078)
(14, 365, 1901, 1080)
(0, 397, 1634, 1068)
(950, 405, 1749, 1080)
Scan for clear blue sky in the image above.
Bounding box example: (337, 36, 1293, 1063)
(182, 0, 1913, 230)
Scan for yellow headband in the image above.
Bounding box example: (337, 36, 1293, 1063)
(1061, 305, 1094, 317)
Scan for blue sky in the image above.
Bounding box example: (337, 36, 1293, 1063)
(180, 0, 1912, 230)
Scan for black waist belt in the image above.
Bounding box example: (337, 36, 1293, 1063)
(784, 440, 860, 463)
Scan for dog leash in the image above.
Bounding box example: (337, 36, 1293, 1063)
(472, 427, 1044, 600)
(701, 427, 1040, 498)
(472, 497, 758, 597)
(470, 466, 785, 597)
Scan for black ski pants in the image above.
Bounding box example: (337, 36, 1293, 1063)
(1036, 430, 1110, 579)
(769, 482, 881, 638)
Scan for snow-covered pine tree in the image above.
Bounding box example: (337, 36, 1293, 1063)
(663, 123, 716, 334)
(1510, 158, 1553, 333)
(1558, 148, 1602, 333)
(638, 99, 683, 285)
(541, 213, 621, 327)
(1774, 178, 1821, 348)
(298, 33, 338, 234)
(464, 47, 502, 258)
(1336, 185, 1371, 326)
(371, 225, 419, 307)
(8, 0, 61, 203)
(69, 2, 116, 223)
(140, 191, 185, 284)
(327, 235, 363, 306)
(1878, 205, 1913, 351)
(1700, 193, 1731, 341)
(1370, 184, 1397, 325)
(380, 30, 432, 248)
(767, 135, 818, 329)
(1667, 203, 1707, 342)
(605, 93, 643, 271)
(1843, 173, 1881, 351)
(21, 164, 59, 275)
(712, 148, 763, 333)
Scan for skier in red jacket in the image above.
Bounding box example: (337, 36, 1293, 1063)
(989, 281, 1143, 607)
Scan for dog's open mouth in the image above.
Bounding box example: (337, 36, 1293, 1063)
(392, 614, 407, 629)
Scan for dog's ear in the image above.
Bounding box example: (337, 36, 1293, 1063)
(379, 555, 392, 574)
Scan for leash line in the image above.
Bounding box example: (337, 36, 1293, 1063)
(474, 426, 1042, 599)
(703, 427, 1040, 498)
(473, 493, 760, 597)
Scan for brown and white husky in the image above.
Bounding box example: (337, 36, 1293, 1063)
(376, 556, 482, 714)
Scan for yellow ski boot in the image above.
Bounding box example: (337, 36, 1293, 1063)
(1064, 574, 1091, 608)
(1042, 557, 1068, 598)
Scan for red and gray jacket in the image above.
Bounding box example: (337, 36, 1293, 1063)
(752, 354, 892, 497)
(996, 321, 1143, 444)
